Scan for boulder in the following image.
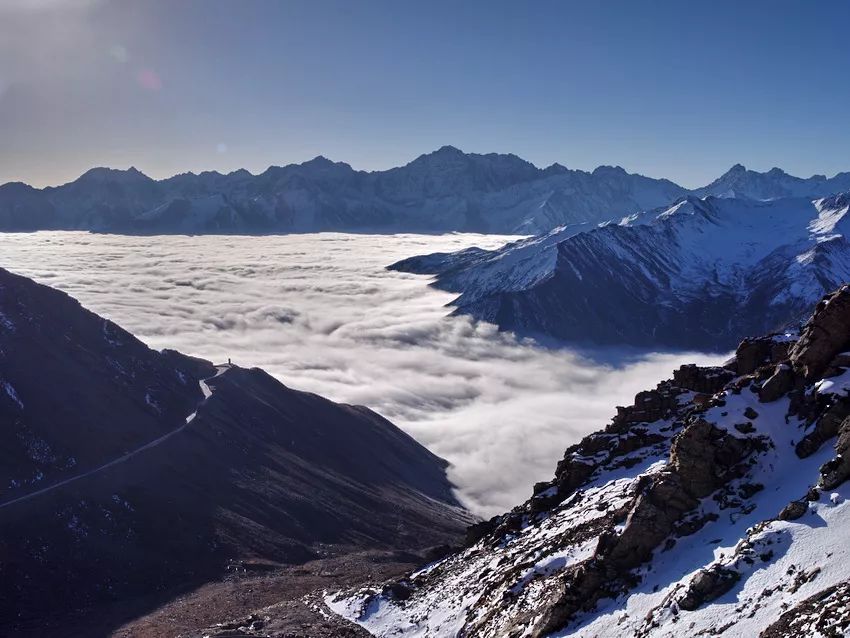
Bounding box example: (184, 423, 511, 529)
(770, 339, 794, 363)
(778, 500, 808, 521)
(733, 337, 774, 375)
(796, 401, 850, 458)
(819, 416, 850, 489)
(612, 386, 680, 427)
(670, 419, 753, 498)
(382, 579, 413, 601)
(758, 364, 796, 402)
(679, 566, 741, 611)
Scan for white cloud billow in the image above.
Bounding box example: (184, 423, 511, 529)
(0, 232, 725, 515)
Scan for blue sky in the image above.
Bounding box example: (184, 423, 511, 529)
(1, 0, 849, 187)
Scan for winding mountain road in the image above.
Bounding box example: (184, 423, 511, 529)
(0, 365, 228, 510)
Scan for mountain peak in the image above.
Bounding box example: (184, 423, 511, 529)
(298, 156, 354, 173)
(434, 145, 464, 156)
(406, 145, 469, 168)
(304, 155, 335, 166)
(409, 145, 468, 163)
(543, 162, 569, 175)
(592, 165, 628, 177)
(75, 166, 152, 184)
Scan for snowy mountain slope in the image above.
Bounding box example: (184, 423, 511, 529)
(0, 147, 688, 234)
(391, 193, 850, 350)
(695, 163, 850, 201)
(326, 285, 850, 637)
(8, 149, 847, 236)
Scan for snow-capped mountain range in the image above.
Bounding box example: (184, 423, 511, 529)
(391, 193, 850, 350)
(326, 286, 850, 637)
(2, 147, 849, 234)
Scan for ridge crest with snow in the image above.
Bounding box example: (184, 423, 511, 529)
(325, 285, 850, 638)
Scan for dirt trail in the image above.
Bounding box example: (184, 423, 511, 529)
(0, 365, 229, 510)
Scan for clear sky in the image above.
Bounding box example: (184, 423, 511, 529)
(2, 0, 849, 188)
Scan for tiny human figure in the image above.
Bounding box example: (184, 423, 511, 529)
(228, 357, 232, 366)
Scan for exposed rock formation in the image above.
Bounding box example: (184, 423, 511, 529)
(327, 286, 850, 638)
(791, 284, 850, 380)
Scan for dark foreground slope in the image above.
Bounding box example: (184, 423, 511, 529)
(328, 286, 850, 637)
(0, 267, 469, 636)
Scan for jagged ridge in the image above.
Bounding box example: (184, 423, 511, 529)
(3, 150, 848, 235)
(391, 193, 850, 350)
(327, 285, 850, 637)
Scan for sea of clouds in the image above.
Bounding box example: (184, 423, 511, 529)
(0, 231, 725, 515)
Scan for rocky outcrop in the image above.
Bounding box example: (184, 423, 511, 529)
(791, 285, 850, 380)
(731, 337, 776, 375)
(669, 419, 756, 497)
(778, 500, 809, 521)
(612, 383, 684, 428)
(527, 316, 848, 633)
(678, 566, 741, 611)
(819, 416, 850, 490)
(673, 364, 735, 394)
(758, 364, 796, 402)
(796, 399, 850, 458)
(532, 416, 759, 635)
(727, 335, 797, 377)
(330, 284, 850, 638)
(760, 580, 850, 638)
(543, 381, 689, 507)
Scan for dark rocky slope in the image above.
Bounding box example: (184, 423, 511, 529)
(328, 285, 850, 637)
(0, 267, 470, 636)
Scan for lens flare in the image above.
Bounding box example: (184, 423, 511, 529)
(136, 68, 162, 91)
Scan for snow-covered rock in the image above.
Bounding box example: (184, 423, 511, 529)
(695, 163, 850, 201)
(326, 288, 850, 637)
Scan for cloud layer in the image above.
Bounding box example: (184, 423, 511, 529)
(0, 232, 725, 515)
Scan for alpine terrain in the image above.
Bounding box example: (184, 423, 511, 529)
(392, 193, 850, 350)
(0, 266, 470, 636)
(325, 285, 850, 637)
(3, 148, 848, 236)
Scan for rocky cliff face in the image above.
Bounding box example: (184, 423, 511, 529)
(327, 285, 850, 637)
(0, 267, 470, 636)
